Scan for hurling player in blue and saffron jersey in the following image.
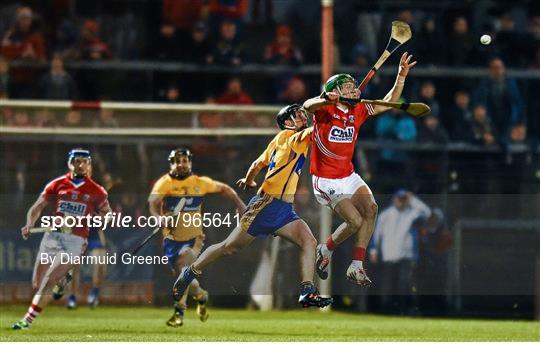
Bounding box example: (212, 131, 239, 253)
(149, 148, 246, 327)
(172, 105, 333, 308)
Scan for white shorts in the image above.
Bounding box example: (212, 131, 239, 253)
(35, 232, 87, 266)
(312, 173, 371, 209)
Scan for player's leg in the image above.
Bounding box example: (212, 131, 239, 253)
(14, 233, 85, 329)
(345, 185, 378, 286)
(88, 248, 107, 308)
(275, 219, 333, 308)
(172, 226, 255, 301)
(13, 260, 76, 329)
(66, 266, 79, 309)
(316, 198, 364, 280)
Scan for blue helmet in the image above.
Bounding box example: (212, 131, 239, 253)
(68, 148, 91, 164)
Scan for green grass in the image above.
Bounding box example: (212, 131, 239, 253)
(0, 305, 538, 341)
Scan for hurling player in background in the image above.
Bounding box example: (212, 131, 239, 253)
(172, 105, 333, 309)
(148, 148, 246, 328)
(303, 52, 417, 286)
(12, 149, 112, 330)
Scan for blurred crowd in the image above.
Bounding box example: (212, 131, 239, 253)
(1, 1, 539, 198)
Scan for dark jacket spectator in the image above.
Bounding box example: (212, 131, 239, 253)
(473, 57, 524, 136)
(152, 22, 181, 61)
(416, 17, 444, 66)
(79, 19, 112, 60)
(208, 20, 244, 65)
(37, 56, 78, 100)
(417, 115, 449, 144)
(53, 19, 79, 60)
(416, 81, 440, 117)
(453, 104, 497, 146)
(495, 14, 528, 67)
(263, 25, 303, 65)
(182, 22, 212, 63)
(446, 90, 472, 134)
(447, 17, 475, 66)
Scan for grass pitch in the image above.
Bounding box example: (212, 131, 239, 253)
(0, 305, 538, 341)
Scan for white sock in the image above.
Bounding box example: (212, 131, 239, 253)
(321, 244, 333, 257)
(351, 260, 363, 269)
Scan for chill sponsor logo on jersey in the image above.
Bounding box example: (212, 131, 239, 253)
(328, 126, 355, 143)
(57, 200, 87, 216)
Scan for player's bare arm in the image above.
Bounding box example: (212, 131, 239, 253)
(237, 158, 267, 190)
(21, 195, 49, 238)
(373, 52, 417, 115)
(214, 181, 246, 214)
(303, 91, 339, 112)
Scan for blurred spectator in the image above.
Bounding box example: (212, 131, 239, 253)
(0, 56, 9, 97)
(263, 25, 303, 65)
(348, 43, 370, 68)
(63, 110, 83, 127)
(216, 77, 253, 104)
(162, 0, 207, 44)
(447, 17, 475, 66)
(416, 208, 452, 315)
(13, 110, 31, 127)
(495, 14, 527, 67)
(375, 108, 417, 192)
(416, 81, 440, 118)
(416, 115, 448, 193)
(182, 22, 212, 63)
(53, 19, 79, 60)
(453, 104, 497, 146)
(279, 76, 307, 104)
(502, 123, 533, 193)
(473, 57, 524, 137)
(208, 0, 248, 31)
(416, 17, 444, 66)
(216, 77, 254, 126)
(36, 55, 78, 100)
(93, 109, 119, 128)
(79, 19, 112, 60)
(1, 7, 46, 61)
(161, 83, 181, 103)
(417, 115, 448, 144)
(529, 45, 540, 69)
(34, 110, 56, 127)
(152, 22, 181, 61)
(446, 90, 472, 134)
(208, 20, 244, 65)
(369, 190, 431, 314)
(1, 7, 46, 98)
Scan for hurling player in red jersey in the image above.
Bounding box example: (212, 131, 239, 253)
(12, 149, 112, 330)
(303, 52, 417, 286)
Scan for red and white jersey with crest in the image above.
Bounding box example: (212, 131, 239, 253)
(310, 102, 375, 178)
(41, 173, 109, 238)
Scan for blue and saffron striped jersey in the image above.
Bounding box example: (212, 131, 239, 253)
(150, 174, 219, 241)
(257, 127, 312, 202)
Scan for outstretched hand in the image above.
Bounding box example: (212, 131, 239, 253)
(398, 52, 417, 77)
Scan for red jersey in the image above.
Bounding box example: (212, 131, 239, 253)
(41, 173, 109, 238)
(310, 103, 375, 178)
